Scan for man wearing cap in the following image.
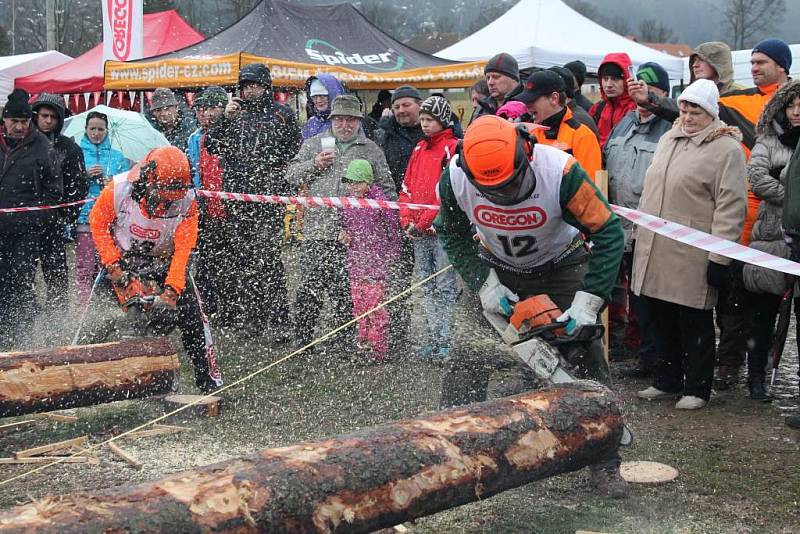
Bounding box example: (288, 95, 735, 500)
(516, 70, 602, 180)
(302, 74, 346, 140)
(0, 89, 61, 348)
(32, 92, 88, 310)
(564, 60, 594, 112)
(205, 63, 302, 339)
(187, 86, 229, 319)
(287, 95, 396, 349)
(147, 87, 197, 153)
(589, 53, 637, 146)
(375, 85, 424, 192)
(475, 53, 523, 119)
(604, 62, 674, 377)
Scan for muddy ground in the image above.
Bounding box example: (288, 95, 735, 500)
(1, 246, 800, 533)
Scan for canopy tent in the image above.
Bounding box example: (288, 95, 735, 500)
(104, 0, 483, 91)
(0, 51, 71, 105)
(16, 10, 203, 95)
(437, 0, 685, 80)
(682, 44, 800, 87)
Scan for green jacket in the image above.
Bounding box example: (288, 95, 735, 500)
(434, 159, 623, 302)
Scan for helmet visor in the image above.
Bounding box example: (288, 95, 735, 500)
(473, 164, 536, 206)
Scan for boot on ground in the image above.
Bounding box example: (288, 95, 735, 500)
(785, 414, 800, 429)
(713, 365, 740, 390)
(589, 465, 628, 499)
(748, 379, 772, 402)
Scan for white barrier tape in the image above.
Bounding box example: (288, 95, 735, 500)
(612, 205, 800, 277)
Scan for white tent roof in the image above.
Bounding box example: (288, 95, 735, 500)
(0, 51, 72, 106)
(682, 44, 800, 87)
(437, 0, 685, 80)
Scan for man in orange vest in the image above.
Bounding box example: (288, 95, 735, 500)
(515, 70, 602, 180)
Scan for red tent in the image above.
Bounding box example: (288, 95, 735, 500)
(15, 10, 203, 94)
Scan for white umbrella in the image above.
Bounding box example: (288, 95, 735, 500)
(62, 105, 170, 163)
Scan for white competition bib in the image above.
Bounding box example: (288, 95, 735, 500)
(449, 144, 579, 270)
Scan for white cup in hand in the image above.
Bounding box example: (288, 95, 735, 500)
(320, 136, 336, 150)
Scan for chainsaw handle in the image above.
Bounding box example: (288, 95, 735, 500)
(522, 321, 604, 345)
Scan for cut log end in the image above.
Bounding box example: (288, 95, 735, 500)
(163, 394, 221, 419)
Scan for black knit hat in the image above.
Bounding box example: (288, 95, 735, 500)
(3, 89, 32, 119)
(484, 53, 520, 81)
(193, 86, 228, 108)
(598, 62, 625, 79)
(564, 60, 587, 87)
(239, 63, 272, 88)
(636, 62, 670, 93)
(419, 96, 453, 127)
(391, 85, 421, 103)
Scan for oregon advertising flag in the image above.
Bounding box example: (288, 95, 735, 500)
(102, 0, 144, 63)
(105, 0, 483, 90)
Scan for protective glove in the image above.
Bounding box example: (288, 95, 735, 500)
(107, 262, 147, 310)
(706, 261, 731, 291)
(556, 290, 605, 334)
(479, 268, 519, 316)
(152, 286, 179, 310)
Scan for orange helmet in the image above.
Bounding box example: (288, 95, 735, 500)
(140, 146, 191, 200)
(459, 115, 536, 205)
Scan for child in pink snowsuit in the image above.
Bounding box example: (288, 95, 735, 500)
(339, 159, 401, 361)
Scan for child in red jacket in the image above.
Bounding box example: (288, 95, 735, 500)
(399, 96, 461, 358)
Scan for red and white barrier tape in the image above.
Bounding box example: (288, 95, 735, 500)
(6, 189, 800, 276)
(195, 189, 438, 211)
(0, 198, 94, 214)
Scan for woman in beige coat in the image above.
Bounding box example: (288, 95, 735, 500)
(632, 79, 747, 410)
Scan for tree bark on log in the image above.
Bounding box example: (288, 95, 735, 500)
(0, 383, 623, 533)
(0, 339, 179, 417)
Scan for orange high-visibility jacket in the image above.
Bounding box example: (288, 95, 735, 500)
(533, 107, 603, 182)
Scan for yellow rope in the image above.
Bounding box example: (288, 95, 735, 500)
(0, 264, 454, 489)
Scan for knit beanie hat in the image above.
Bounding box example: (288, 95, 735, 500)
(752, 38, 792, 74)
(598, 62, 625, 79)
(419, 96, 453, 127)
(193, 86, 228, 108)
(150, 88, 179, 111)
(678, 79, 720, 118)
(564, 60, 587, 87)
(309, 79, 328, 97)
(3, 89, 32, 119)
(484, 53, 520, 81)
(342, 159, 374, 184)
(548, 66, 576, 99)
(391, 85, 422, 103)
(32, 92, 66, 114)
(636, 62, 670, 93)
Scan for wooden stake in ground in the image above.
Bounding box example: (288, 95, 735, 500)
(106, 443, 142, 470)
(0, 384, 624, 533)
(15, 436, 88, 459)
(0, 339, 179, 417)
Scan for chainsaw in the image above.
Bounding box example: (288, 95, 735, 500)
(114, 280, 175, 339)
(483, 297, 634, 446)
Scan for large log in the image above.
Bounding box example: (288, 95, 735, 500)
(0, 339, 179, 417)
(0, 383, 624, 533)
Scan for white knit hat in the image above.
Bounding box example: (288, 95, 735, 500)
(677, 79, 719, 118)
(309, 79, 328, 97)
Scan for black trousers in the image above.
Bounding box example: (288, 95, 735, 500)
(714, 285, 753, 369)
(218, 216, 289, 330)
(0, 232, 39, 349)
(193, 215, 229, 320)
(647, 297, 716, 400)
(292, 240, 353, 345)
(37, 221, 69, 309)
(748, 292, 782, 383)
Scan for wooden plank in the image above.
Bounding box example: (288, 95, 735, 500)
(152, 423, 191, 432)
(0, 456, 89, 464)
(15, 436, 88, 459)
(0, 420, 35, 433)
(594, 169, 610, 363)
(124, 427, 186, 440)
(35, 413, 79, 423)
(107, 442, 142, 470)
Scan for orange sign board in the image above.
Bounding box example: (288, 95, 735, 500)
(105, 53, 485, 90)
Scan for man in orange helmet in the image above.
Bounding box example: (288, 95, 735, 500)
(88, 146, 222, 393)
(434, 115, 626, 497)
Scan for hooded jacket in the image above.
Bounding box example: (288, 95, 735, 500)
(533, 106, 602, 180)
(77, 134, 130, 225)
(690, 42, 735, 94)
(302, 74, 346, 139)
(32, 96, 88, 226)
(205, 72, 302, 224)
(589, 53, 637, 146)
(0, 128, 61, 234)
(742, 81, 800, 295)
(399, 127, 458, 232)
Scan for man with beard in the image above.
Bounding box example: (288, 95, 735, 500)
(32, 93, 88, 309)
(205, 64, 302, 339)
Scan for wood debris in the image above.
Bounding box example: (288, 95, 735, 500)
(106, 442, 142, 470)
(15, 436, 89, 459)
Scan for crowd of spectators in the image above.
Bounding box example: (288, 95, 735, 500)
(1, 37, 799, 428)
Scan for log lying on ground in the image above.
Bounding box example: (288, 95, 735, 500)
(0, 339, 179, 417)
(0, 383, 624, 533)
